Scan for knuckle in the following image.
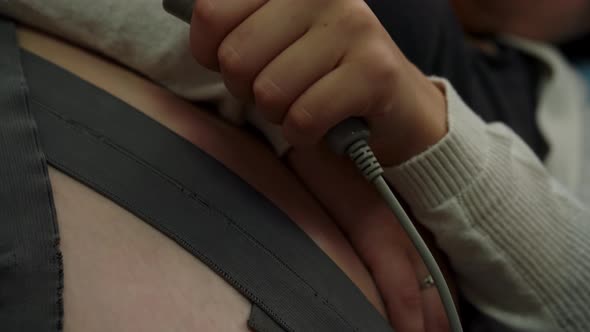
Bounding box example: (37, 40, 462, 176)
(287, 105, 315, 133)
(192, 0, 218, 29)
(252, 77, 288, 117)
(190, 41, 216, 70)
(191, 1, 225, 70)
(338, 1, 379, 34)
(283, 104, 318, 146)
(370, 47, 402, 82)
(217, 42, 246, 77)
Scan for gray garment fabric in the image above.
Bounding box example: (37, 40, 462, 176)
(0, 0, 244, 119)
(0, 0, 548, 158)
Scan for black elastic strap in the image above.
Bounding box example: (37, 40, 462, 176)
(0, 20, 64, 331)
(249, 304, 286, 332)
(21, 50, 392, 331)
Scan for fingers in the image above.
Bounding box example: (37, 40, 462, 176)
(190, 0, 268, 70)
(277, 32, 404, 147)
(190, 0, 402, 146)
(253, 24, 348, 123)
(364, 219, 426, 332)
(190, 0, 447, 166)
(371, 244, 426, 332)
(218, 0, 315, 100)
(192, 0, 316, 100)
(251, 0, 386, 126)
(287, 147, 426, 332)
(282, 62, 378, 146)
(422, 287, 451, 332)
(408, 234, 452, 332)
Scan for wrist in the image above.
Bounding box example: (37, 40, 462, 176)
(370, 73, 448, 167)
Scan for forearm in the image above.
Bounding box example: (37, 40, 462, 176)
(367, 0, 546, 158)
(385, 79, 590, 332)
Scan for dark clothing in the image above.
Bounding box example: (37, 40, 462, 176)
(366, 0, 548, 159)
(560, 33, 590, 62)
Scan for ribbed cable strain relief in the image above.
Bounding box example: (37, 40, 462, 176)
(346, 140, 384, 182)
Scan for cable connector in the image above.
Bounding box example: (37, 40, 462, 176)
(345, 140, 384, 182)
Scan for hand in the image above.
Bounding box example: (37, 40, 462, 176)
(189, 0, 447, 167)
(287, 145, 455, 332)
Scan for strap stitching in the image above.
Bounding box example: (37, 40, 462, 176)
(34, 99, 356, 331)
(46, 155, 295, 332)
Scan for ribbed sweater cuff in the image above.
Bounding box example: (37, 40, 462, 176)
(384, 77, 490, 211)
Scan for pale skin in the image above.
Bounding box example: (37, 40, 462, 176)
(189, 1, 451, 332)
(188, 1, 590, 330)
(19, 25, 457, 332)
(18, 26, 387, 331)
(189, 0, 448, 167)
(17, 0, 590, 331)
(41, 0, 587, 330)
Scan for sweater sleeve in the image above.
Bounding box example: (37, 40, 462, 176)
(0, 0, 252, 123)
(385, 79, 590, 332)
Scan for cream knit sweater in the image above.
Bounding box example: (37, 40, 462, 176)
(1, 1, 589, 331)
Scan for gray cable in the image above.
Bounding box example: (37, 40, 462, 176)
(162, 1, 462, 329)
(345, 140, 463, 332)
